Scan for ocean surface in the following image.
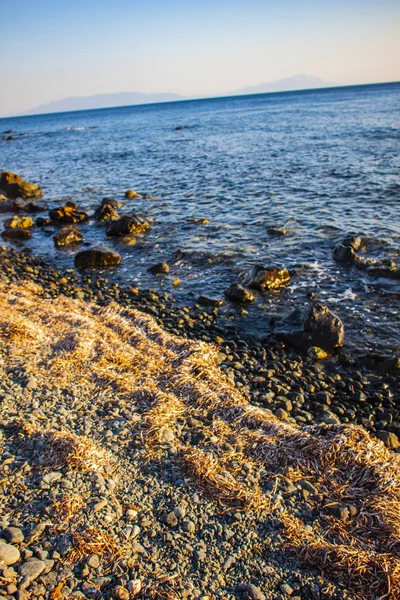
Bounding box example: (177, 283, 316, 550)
(1, 82, 399, 355)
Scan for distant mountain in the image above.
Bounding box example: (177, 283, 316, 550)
(230, 74, 334, 96)
(20, 75, 335, 116)
(23, 91, 185, 116)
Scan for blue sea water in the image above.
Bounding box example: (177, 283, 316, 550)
(1, 82, 399, 353)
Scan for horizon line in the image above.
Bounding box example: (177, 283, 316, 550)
(1, 79, 399, 121)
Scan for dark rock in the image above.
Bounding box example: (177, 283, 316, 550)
(74, 246, 122, 269)
(2, 228, 32, 240)
(377, 431, 400, 450)
(148, 262, 170, 275)
(107, 215, 150, 237)
(324, 502, 350, 521)
(0, 171, 43, 199)
(162, 512, 178, 527)
(380, 356, 400, 375)
(237, 583, 266, 600)
(303, 304, 344, 351)
(49, 204, 88, 224)
(239, 264, 290, 291)
(196, 296, 225, 307)
(276, 303, 344, 352)
(25, 201, 47, 213)
(54, 225, 83, 248)
(333, 235, 363, 263)
(174, 125, 191, 130)
(94, 198, 121, 222)
(36, 217, 51, 227)
(225, 283, 255, 303)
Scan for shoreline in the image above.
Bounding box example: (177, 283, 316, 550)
(0, 246, 399, 599)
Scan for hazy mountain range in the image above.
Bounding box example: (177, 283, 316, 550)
(22, 74, 333, 116)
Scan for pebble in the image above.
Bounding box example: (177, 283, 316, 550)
(3, 526, 24, 544)
(0, 541, 20, 565)
(19, 558, 46, 585)
(237, 583, 266, 600)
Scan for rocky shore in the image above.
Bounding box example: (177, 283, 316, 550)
(0, 245, 400, 600)
(0, 173, 400, 600)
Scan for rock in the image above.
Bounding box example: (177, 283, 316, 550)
(19, 558, 46, 582)
(333, 236, 362, 263)
(25, 201, 47, 213)
(42, 471, 62, 484)
(225, 283, 255, 303)
(87, 554, 100, 569)
(0, 542, 20, 565)
(280, 583, 294, 596)
(3, 527, 24, 544)
(124, 189, 141, 199)
(380, 357, 400, 375)
(239, 265, 290, 291)
(223, 556, 236, 572)
(1, 228, 32, 241)
(196, 296, 225, 307)
(173, 506, 186, 519)
(127, 579, 141, 595)
(324, 503, 350, 521)
(237, 583, 266, 600)
(106, 215, 150, 237)
(162, 512, 178, 528)
(4, 216, 34, 229)
(74, 246, 122, 269)
(36, 217, 51, 227)
(303, 304, 344, 351)
(307, 346, 328, 360)
(0, 171, 42, 199)
(114, 587, 130, 600)
(94, 198, 121, 222)
(182, 520, 195, 533)
(148, 262, 170, 275)
(49, 203, 88, 224)
(277, 304, 344, 352)
(268, 226, 287, 236)
(54, 225, 83, 248)
(377, 431, 400, 450)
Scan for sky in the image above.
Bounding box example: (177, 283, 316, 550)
(1, 0, 399, 116)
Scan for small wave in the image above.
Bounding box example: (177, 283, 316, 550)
(66, 126, 98, 131)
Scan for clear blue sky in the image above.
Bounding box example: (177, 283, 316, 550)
(1, 0, 399, 115)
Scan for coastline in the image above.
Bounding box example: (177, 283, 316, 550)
(0, 246, 400, 599)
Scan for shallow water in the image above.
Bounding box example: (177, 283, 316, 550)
(1, 83, 399, 353)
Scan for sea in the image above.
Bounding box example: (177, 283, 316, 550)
(1, 82, 399, 355)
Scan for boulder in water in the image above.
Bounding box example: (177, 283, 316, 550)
(239, 265, 290, 291)
(54, 225, 83, 248)
(107, 215, 150, 237)
(333, 235, 363, 263)
(124, 189, 141, 199)
(94, 198, 122, 222)
(0, 171, 43, 199)
(148, 262, 170, 275)
(50, 202, 88, 224)
(1, 228, 32, 241)
(276, 303, 344, 352)
(225, 283, 255, 303)
(74, 246, 121, 269)
(36, 217, 51, 227)
(4, 215, 34, 229)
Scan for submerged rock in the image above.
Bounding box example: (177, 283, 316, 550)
(54, 225, 83, 248)
(36, 217, 51, 227)
(148, 262, 170, 275)
(124, 189, 142, 199)
(276, 303, 344, 352)
(74, 246, 121, 269)
(50, 202, 88, 224)
(1, 228, 32, 241)
(107, 215, 150, 237)
(197, 296, 225, 307)
(225, 283, 255, 303)
(239, 265, 290, 291)
(4, 215, 34, 229)
(0, 171, 43, 199)
(94, 198, 122, 222)
(267, 226, 288, 236)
